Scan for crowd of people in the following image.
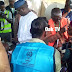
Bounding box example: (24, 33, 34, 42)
(0, 0, 72, 72)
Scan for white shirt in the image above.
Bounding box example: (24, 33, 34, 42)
(18, 11, 38, 43)
(11, 8, 15, 14)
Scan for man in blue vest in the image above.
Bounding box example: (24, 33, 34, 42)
(11, 17, 61, 72)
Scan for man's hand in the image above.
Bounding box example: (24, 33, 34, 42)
(0, 14, 13, 23)
(0, 13, 7, 19)
(59, 27, 66, 35)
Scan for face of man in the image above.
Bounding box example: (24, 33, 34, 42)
(9, 0, 15, 7)
(0, 5, 5, 11)
(51, 10, 62, 24)
(17, 7, 27, 16)
(52, 15, 62, 24)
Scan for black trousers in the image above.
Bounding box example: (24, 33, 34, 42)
(0, 32, 12, 42)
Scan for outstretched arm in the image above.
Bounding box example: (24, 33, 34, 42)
(44, 26, 66, 43)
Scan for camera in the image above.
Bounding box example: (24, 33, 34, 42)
(62, 42, 72, 50)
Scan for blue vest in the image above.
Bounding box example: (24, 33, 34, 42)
(11, 42, 55, 72)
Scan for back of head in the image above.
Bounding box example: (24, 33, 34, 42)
(51, 8, 62, 17)
(30, 17, 48, 38)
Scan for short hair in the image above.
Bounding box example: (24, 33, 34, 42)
(51, 8, 61, 17)
(0, 1, 4, 6)
(30, 17, 48, 38)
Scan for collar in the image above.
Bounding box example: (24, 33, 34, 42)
(29, 38, 46, 44)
